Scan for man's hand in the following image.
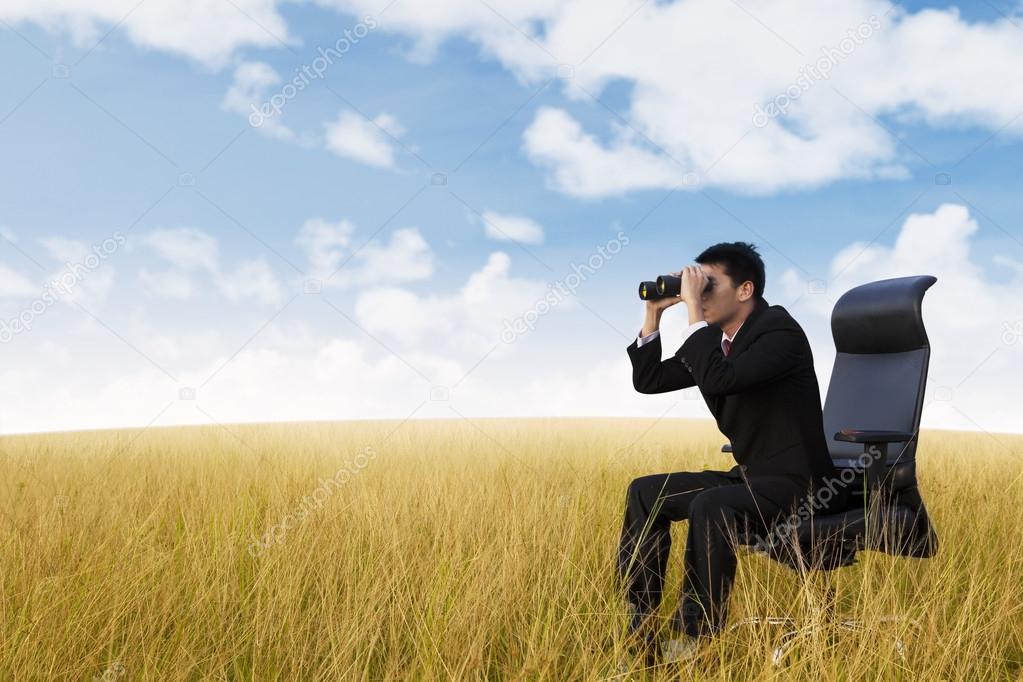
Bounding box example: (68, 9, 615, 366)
(680, 265, 708, 304)
(645, 269, 684, 312)
(640, 270, 683, 336)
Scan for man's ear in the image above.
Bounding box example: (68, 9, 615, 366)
(737, 281, 754, 303)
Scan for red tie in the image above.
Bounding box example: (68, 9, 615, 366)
(722, 338, 732, 357)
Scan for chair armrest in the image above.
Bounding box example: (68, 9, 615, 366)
(721, 443, 733, 453)
(834, 429, 915, 444)
(833, 429, 916, 498)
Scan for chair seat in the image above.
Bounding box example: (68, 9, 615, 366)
(739, 501, 938, 572)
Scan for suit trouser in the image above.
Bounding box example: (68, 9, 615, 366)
(615, 468, 811, 638)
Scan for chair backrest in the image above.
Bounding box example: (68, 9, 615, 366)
(822, 275, 937, 470)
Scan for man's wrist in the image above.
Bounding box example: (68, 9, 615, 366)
(686, 301, 705, 325)
(641, 308, 663, 337)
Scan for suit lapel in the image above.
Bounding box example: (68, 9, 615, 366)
(727, 297, 769, 357)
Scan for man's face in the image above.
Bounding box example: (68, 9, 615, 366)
(697, 262, 749, 325)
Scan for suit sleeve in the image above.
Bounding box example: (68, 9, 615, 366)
(627, 330, 697, 393)
(677, 322, 802, 397)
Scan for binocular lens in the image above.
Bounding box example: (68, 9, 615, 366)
(638, 281, 658, 300)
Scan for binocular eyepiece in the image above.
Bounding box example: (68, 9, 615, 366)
(638, 275, 713, 300)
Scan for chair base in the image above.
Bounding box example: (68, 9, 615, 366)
(725, 614, 920, 666)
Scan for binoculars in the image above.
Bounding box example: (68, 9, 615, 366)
(638, 274, 714, 300)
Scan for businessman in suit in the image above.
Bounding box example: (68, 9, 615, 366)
(615, 241, 850, 664)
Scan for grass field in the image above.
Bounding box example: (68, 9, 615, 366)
(1, 417, 1021, 680)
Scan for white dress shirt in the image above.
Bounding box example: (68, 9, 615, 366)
(635, 318, 745, 356)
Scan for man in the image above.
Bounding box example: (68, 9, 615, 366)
(615, 241, 849, 665)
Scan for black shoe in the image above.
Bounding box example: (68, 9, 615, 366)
(622, 602, 659, 668)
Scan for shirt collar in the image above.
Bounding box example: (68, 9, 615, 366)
(722, 297, 768, 349)
(722, 319, 744, 343)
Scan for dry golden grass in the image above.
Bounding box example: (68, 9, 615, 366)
(1, 417, 1021, 680)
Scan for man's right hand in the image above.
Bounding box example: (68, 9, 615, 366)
(645, 270, 684, 312)
(640, 271, 683, 337)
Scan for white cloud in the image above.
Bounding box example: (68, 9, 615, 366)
(296, 219, 434, 288)
(295, 217, 356, 277)
(217, 258, 287, 306)
(0, 264, 36, 298)
(312, 0, 559, 72)
(330, 227, 434, 288)
(141, 228, 285, 305)
(0, 0, 293, 67)
(479, 209, 545, 245)
(38, 236, 117, 302)
(138, 268, 194, 300)
(0, 228, 39, 299)
(4, 206, 1023, 436)
(522, 106, 683, 199)
(319, 0, 1023, 196)
(0, 332, 452, 434)
(12, 1, 1022, 196)
(38, 237, 88, 264)
(354, 250, 551, 352)
(324, 110, 406, 168)
(222, 61, 298, 142)
(9, 2, 1023, 196)
(144, 228, 219, 272)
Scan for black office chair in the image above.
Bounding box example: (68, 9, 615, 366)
(722, 275, 940, 664)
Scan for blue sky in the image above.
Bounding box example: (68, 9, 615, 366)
(0, 0, 1021, 435)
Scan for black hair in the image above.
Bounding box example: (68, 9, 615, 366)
(695, 241, 765, 300)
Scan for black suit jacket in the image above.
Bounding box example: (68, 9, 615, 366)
(627, 296, 840, 491)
